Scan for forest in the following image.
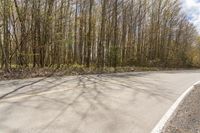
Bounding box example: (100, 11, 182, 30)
(0, 0, 200, 73)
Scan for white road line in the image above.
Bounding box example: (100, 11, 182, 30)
(151, 80, 200, 133)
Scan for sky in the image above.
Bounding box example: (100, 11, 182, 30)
(181, 0, 200, 33)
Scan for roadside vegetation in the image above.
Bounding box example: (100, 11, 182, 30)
(0, 0, 200, 79)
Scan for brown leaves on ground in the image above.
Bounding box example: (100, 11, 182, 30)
(0, 66, 195, 80)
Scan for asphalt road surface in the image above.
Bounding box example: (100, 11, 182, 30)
(0, 70, 200, 133)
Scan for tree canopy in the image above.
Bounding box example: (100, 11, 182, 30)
(0, 0, 199, 72)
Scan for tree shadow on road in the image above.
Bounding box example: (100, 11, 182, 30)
(0, 72, 180, 132)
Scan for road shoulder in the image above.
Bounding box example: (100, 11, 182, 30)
(151, 81, 200, 133)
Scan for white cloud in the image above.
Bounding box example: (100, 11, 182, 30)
(181, 0, 200, 33)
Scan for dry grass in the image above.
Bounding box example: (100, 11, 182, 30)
(0, 65, 197, 80)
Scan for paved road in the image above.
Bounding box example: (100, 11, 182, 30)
(0, 70, 200, 133)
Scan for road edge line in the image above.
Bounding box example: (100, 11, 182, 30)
(151, 80, 200, 133)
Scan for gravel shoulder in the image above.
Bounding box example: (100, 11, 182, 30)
(162, 84, 200, 133)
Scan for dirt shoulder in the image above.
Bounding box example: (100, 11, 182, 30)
(0, 66, 199, 80)
(162, 84, 200, 133)
(1, 66, 196, 80)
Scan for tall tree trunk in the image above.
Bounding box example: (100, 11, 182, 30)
(86, 0, 94, 67)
